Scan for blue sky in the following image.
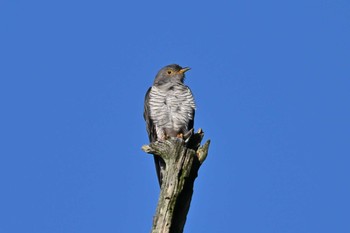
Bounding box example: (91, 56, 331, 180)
(1, 0, 349, 232)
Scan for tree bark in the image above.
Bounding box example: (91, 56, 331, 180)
(142, 129, 210, 233)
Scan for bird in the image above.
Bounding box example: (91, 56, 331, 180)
(144, 64, 196, 186)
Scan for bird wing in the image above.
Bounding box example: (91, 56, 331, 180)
(144, 87, 157, 142)
(186, 86, 195, 132)
(188, 109, 195, 130)
(144, 87, 163, 186)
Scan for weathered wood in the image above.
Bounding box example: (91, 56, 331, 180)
(142, 129, 210, 233)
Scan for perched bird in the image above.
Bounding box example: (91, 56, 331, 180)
(144, 64, 196, 186)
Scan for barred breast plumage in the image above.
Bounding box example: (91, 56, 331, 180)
(148, 83, 195, 140)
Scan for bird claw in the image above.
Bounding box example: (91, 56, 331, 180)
(184, 128, 194, 143)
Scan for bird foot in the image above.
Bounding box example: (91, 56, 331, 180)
(176, 133, 184, 139)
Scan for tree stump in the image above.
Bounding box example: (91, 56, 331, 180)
(142, 129, 210, 233)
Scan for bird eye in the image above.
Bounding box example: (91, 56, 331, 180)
(167, 70, 172, 74)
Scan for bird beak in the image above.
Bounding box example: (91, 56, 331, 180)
(179, 67, 191, 74)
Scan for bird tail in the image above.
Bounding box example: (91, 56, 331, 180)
(153, 155, 165, 187)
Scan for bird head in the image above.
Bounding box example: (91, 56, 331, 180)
(154, 64, 190, 86)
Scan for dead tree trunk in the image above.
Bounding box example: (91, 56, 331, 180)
(142, 129, 210, 233)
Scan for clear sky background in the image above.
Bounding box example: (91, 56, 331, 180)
(1, 0, 349, 233)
